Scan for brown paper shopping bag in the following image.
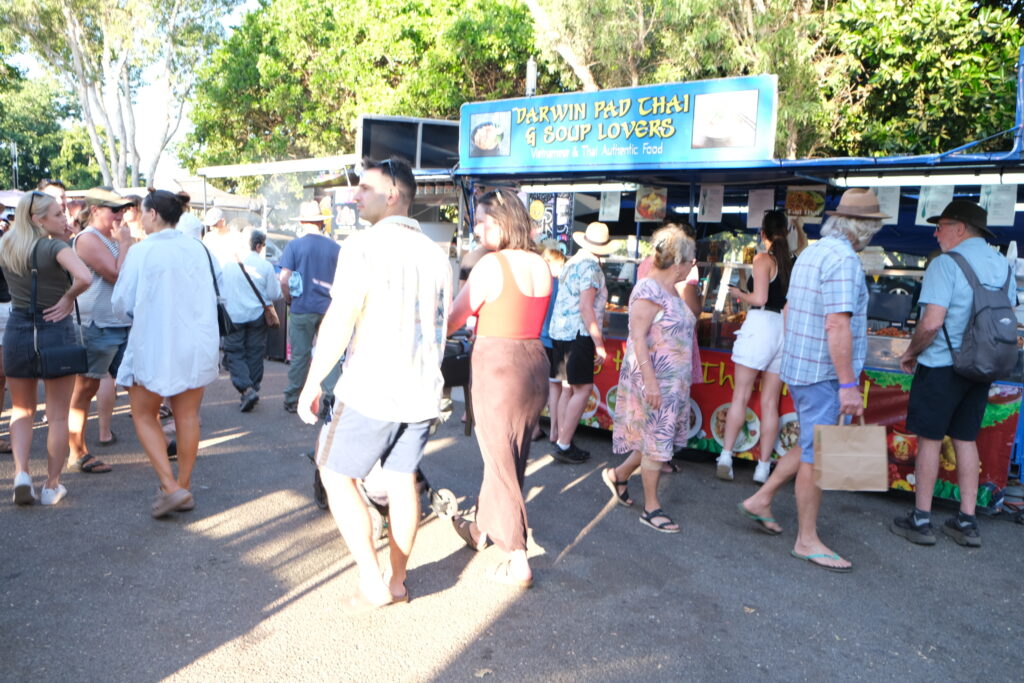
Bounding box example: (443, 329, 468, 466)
(813, 417, 888, 491)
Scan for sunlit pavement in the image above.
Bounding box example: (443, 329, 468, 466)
(2, 361, 1021, 681)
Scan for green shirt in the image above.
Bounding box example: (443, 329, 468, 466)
(4, 238, 72, 310)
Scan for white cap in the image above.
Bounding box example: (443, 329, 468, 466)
(177, 213, 203, 239)
(203, 207, 225, 227)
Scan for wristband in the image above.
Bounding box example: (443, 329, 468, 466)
(839, 381, 859, 389)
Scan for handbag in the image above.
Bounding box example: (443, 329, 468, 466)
(813, 416, 888, 492)
(202, 244, 235, 337)
(235, 254, 280, 328)
(30, 240, 89, 378)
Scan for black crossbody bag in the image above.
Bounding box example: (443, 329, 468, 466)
(200, 244, 236, 337)
(30, 240, 88, 378)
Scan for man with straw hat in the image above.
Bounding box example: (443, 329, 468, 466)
(738, 188, 888, 572)
(547, 221, 616, 464)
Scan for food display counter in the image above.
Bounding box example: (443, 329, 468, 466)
(580, 259, 1024, 507)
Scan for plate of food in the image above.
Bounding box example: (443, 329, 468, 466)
(471, 122, 503, 155)
(581, 385, 602, 419)
(784, 190, 825, 217)
(710, 403, 760, 453)
(686, 398, 703, 440)
(606, 385, 618, 416)
(635, 190, 666, 220)
(774, 412, 800, 456)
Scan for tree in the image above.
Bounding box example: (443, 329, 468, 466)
(824, 0, 1024, 155)
(183, 0, 560, 191)
(2, 0, 240, 187)
(52, 125, 105, 189)
(0, 78, 74, 189)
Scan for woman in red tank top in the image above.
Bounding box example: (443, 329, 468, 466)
(446, 189, 551, 588)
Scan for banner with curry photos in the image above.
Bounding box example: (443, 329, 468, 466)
(581, 345, 1019, 504)
(459, 75, 778, 175)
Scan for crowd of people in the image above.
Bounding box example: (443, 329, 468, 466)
(4, 165, 1008, 605)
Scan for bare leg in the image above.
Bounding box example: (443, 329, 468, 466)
(7, 378, 38, 478)
(546, 381, 561, 443)
(951, 439, 980, 516)
(556, 383, 592, 445)
(0, 350, 8, 451)
(740, 446, 800, 534)
(758, 372, 783, 463)
(68, 375, 101, 461)
(381, 469, 420, 599)
(168, 388, 205, 491)
(612, 450, 642, 483)
(640, 456, 678, 531)
(318, 467, 392, 605)
(96, 376, 116, 442)
(793, 461, 850, 569)
(912, 437, 942, 513)
(42, 376, 76, 488)
(128, 385, 179, 493)
(722, 364, 758, 452)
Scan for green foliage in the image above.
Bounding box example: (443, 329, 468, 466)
(0, 78, 75, 190)
(52, 125, 105, 189)
(824, 0, 1024, 156)
(183, 0, 556, 187)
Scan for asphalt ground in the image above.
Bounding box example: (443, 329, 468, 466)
(2, 360, 1022, 682)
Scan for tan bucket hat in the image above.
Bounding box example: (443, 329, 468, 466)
(572, 221, 617, 255)
(824, 188, 890, 219)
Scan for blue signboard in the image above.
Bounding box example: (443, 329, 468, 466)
(458, 75, 778, 175)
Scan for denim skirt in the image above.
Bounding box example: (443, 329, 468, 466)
(2, 307, 78, 378)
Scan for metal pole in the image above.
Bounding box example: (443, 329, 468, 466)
(1014, 46, 1024, 158)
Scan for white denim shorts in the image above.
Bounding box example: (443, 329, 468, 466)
(731, 309, 784, 374)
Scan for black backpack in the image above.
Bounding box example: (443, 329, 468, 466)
(940, 251, 1017, 383)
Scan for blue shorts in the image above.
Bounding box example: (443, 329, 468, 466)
(82, 323, 129, 379)
(317, 404, 431, 479)
(790, 380, 844, 464)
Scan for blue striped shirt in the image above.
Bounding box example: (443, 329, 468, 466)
(780, 235, 868, 386)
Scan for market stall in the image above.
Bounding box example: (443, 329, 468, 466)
(456, 70, 1024, 506)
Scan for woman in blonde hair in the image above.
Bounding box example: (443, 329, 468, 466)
(1, 191, 91, 506)
(604, 225, 696, 533)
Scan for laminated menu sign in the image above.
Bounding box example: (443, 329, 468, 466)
(746, 189, 775, 228)
(458, 75, 779, 175)
(635, 186, 668, 222)
(599, 191, 621, 222)
(784, 185, 825, 223)
(915, 185, 954, 226)
(980, 184, 1017, 226)
(529, 193, 572, 245)
(698, 184, 724, 223)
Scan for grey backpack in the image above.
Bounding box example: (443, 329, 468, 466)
(941, 251, 1016, 383)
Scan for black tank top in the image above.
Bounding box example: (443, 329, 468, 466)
(746, 258, 788, 312)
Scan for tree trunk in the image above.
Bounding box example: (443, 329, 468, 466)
(61, 7, 113, 186)
(524, 0, 601, 91)
(121, 66, 140, 187)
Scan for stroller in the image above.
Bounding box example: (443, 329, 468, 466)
(309, 332, 472, 539)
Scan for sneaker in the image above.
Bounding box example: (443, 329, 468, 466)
(942, 516, 981, 548)
(283, 401, 298, 414)
(39, 484, 67, 506)
(753, 460, 772, 484)
(240, 388, 259, 413)
(551, 442, 589, 464)
(889, 511, 936, 545)
(716, 454, 734, 481)
(12, 472, 36, 505)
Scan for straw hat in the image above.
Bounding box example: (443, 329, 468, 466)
(824, 188, 889, 219)
(572, 221, 617, 255)
(294, 200, 326, 223)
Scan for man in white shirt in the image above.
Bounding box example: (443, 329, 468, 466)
(298, 157, 451, 612)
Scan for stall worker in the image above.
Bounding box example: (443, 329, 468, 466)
(737, 188, 887, 572)
(891, 200, 1010, 548)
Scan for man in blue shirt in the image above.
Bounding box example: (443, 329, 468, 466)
(279, 201, 342, 413)
(893, 201, 1012, 548)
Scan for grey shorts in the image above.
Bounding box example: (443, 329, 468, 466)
(82, 323, 129, 379)
(317, 403, 432, 479)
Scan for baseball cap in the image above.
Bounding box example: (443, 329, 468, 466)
(83, 187, 133, 210)
(202, 207, 225, 227)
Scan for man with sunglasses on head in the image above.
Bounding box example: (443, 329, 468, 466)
(66, 188, 135, 475)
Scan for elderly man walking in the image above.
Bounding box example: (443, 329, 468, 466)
(891, 201, 1012, 548)
(298, 157, 451, 612)
(737, 188, 888, 572)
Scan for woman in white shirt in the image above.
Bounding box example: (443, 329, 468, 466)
(112, 189, 220, 518)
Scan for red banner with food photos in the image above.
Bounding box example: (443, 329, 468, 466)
(585, 342, 1020, 505)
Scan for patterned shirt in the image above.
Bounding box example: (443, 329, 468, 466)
(548, 250, 607, 341)
(780, 235, 868, 386)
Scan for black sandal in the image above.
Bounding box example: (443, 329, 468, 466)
(602, 467, 633, 507)
(76, 454, 112, 474)
(159, 406, 173, 420)
(639, 508, 680, 533)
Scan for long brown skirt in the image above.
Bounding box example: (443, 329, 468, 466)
(471, 336, 549, 553)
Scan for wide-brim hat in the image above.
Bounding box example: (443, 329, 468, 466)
(824, 188, 890, 219)
(83, 187, 133, 210)
(572, 221, 617, 255)
(293, 200, 326, 223)
(927, 199, 993, 240)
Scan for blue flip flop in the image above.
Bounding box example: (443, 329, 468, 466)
(737, 502, 782, 535)
(790, 550, 852, 573)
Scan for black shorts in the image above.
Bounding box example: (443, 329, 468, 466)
(906, 364, 990, 441)
(544, 344, 559, 381)
(551, 334, 596, 386)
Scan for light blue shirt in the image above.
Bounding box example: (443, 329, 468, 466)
(917, 237, 1013, 368)
(222, 251, 283, 325)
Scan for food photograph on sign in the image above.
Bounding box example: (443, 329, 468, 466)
(691, 89, 759, 149)
(635, 185, 668, 222)
(469, 111, 512, 157)
(784, 187, 826, 218)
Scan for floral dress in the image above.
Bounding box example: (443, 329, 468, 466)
(612, 278, 695, 461)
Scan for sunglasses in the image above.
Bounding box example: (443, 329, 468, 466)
(28, 190, 46, 216)
(380, 159, 397, 188)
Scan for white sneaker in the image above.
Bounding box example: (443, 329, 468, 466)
(753, 460, 772, 484)
(716, 454, 734, 481)
(13, 472, 36, 505)
(40, 484, 67, 506)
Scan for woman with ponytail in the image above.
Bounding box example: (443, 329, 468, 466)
(112, 189, 221, 518)
(716, 210, 793, 491)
